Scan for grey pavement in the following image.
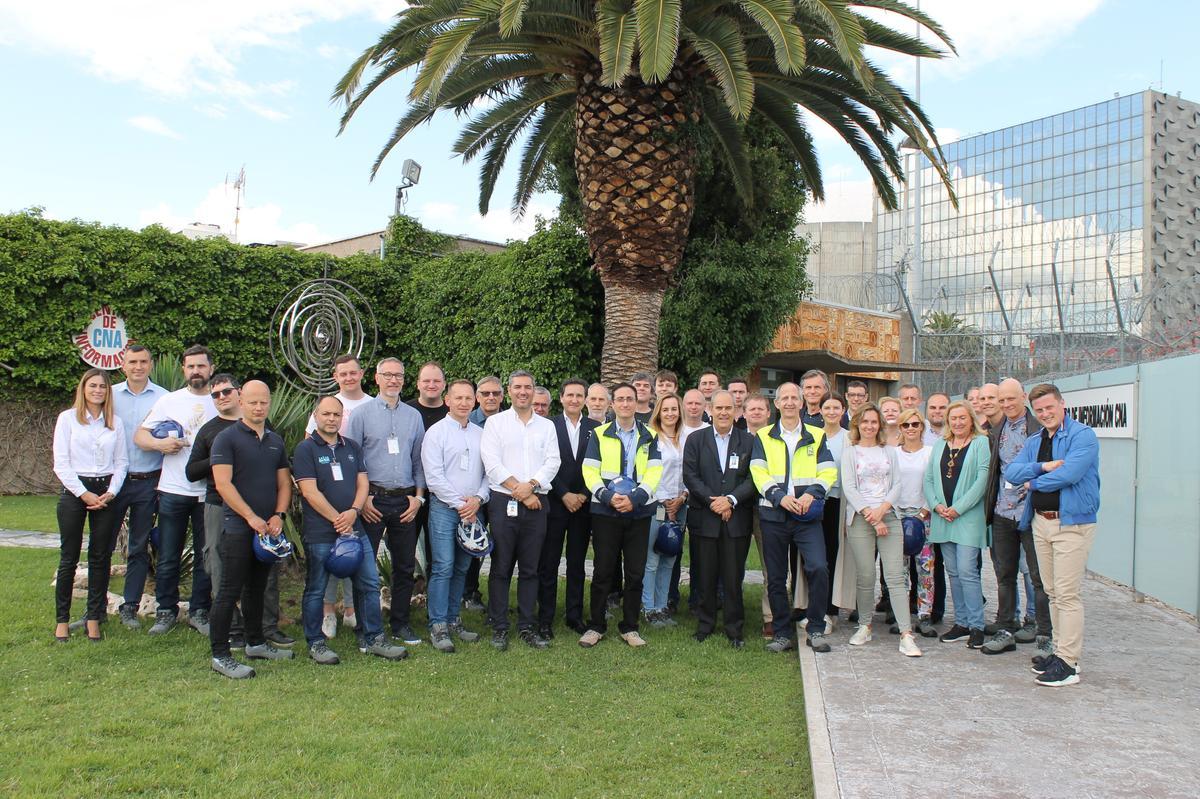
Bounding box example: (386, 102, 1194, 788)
(799, 557, 1200, 799)
(0, 528, 58, 548)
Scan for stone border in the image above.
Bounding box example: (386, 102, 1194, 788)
(796, 623, 840, 799)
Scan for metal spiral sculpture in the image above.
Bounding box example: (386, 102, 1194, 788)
(270, 278, 377, 393)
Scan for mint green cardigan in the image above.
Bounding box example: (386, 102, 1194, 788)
(922, 435, 991, 549)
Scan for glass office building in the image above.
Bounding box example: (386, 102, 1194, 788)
(874, 90, 1200, 338)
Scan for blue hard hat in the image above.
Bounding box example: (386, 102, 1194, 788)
(790, 497, 825, 523)
(608, 476, 637, 497)
(902, 516, 928, 557)
(252, 532, 294, 564)
(150, 420, 186, 440)
(653, 519, 684, 557)
(324, 534, 364, 578)
(455, 519, 493, 558)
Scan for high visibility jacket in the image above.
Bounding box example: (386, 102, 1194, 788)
(750, 421, 837, 522)
(582, 421, 663, 519)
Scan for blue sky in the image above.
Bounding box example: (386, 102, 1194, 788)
(0, 0, 1196, 246)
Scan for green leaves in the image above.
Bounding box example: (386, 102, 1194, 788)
(635, 0, 683, 82)
(737, 0, 805, 74)
(597, 0, 637, 85)
(685, 16, 754, 119)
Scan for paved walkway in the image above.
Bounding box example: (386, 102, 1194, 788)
(0, 528, 58, 548)
(799, 559, 1200, 799)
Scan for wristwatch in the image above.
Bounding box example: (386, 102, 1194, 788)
(275, 512, 287, 520)
(415, 495, 426, 505)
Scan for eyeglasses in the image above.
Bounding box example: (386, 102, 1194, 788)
(900, 421, 923, 429)
(377, 372, 405, 381)
(210, 387, 238, 399)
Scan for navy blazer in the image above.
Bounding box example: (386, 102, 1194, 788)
(682, 426, 757, 538)
(550, 413, 599, 510)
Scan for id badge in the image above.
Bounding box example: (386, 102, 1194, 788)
(507, 499, 519, 517)
(387, 436, 400, 455)
(655, 505, 666, 521)
(330, 462, 344, 482)
(460, 452, 470, 471)
(728, 454, 740, 470)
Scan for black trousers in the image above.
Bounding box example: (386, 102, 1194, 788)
(588, 514, 650, 634)
(931, 544, 947, 623)
(486, 495, 548, 632)
(416, 500, 432, 579)
(820, 497, 842, 616)
(363, 490, 418, 631)
(992, 515, 1052, 636)
(209, 521, 271, 659)
(55, 477, 118, 623)
(694, 530, 752, 639)
(539, 503, 590, 627)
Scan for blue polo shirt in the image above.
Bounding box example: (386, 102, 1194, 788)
(293, 432, 366, 545)
(210, 421, 290, 529)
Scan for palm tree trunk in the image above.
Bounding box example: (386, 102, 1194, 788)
(573, 61, 698, 382)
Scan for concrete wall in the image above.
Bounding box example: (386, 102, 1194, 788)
(796, 221, 875, 303)
(1049, 352, 1200, 616)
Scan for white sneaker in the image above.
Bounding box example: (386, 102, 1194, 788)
(824, 614, 836, 635)
(342, 610, 356, 627)
(321, 612, 337, 640)
(899, 633, 922, 657)
(849, 624, 873, 646)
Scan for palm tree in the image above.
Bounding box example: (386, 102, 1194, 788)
(334, 0, 955, 381)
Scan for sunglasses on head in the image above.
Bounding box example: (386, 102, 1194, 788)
(210, 387, 237, 399)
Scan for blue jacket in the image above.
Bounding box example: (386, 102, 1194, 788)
(1003, 416, 1100, 527)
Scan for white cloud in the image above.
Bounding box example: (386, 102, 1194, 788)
(128, 115, 182, 139)
(138, 182, 327, 246)
(415, 198, 559, 244)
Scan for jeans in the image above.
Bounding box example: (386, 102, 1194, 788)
(55, 478, 119, 622)
(1018, 548, 1036, 620)
(362, 491, 418, 632)
(155, 491, 211, 616)
(486, 495, 548, 632)
(642, 507, 687, 613)
(209, 518, 271, 659)
(112, 473, 158, 610)
(302, 532, 384, 647)
(941, 541, 985, 631)
(589, 514, 650, 634)
(761, 517, 828, 637)
(426, 496, 472, 627)
(992, 515, 1051, 635)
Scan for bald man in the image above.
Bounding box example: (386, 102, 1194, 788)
(209, 381, 295, 678)
(977, 383, 1002, 430)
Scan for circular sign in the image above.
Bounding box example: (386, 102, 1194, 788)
(74, 306, 128, 370)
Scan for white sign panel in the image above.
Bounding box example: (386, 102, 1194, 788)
(73, 306, 128, 370)
(1060, 383, 1137, 439)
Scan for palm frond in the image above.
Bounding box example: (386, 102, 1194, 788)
(597, 0, 638, 85)
(796, 0, 867, 83)
(685, 16, 754, 119)
(853, 0, 955, 53)
(736, 0, 806, 74)
(635, 0, 683, 83)
(698, 90, 753, 204)
(512, 94, 576, 215)
(499, 0, 532, 35)
(751, 84, 823, 198)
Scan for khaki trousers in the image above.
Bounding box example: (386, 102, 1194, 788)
(1032, 514, 1096, 668)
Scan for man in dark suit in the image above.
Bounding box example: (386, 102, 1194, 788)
(682, 390, 758, 648)
(537, 378, 599, 638)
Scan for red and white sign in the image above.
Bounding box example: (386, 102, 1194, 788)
(74, 306, 129, 370)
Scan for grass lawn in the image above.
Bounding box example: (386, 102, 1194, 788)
(0, 546, 811, 797)
(0, 494, 59, 533)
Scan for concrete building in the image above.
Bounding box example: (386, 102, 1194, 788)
(300, 230, 506, 258)
(796, 221, 875, 304)
(874, 90, 1200, 343)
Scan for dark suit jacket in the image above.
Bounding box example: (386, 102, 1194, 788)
(682, 426, 757, 538)
(985, 408, 1043, 526)
(550, 413, 599, 513)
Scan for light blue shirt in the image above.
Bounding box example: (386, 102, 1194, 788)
(345, 397, 425, 489)
(615, 422, 638, 479)
(112, 379, 166, 474)
(713, 428, 731, 471)
(421, 415, 489, 508)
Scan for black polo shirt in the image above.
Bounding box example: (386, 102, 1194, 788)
(293, 432, 366, 544)
(210, 421, 289, 527)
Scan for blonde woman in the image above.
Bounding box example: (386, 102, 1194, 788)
(642, 393, 688, 625)
(879, 397, 903, 446)
(838, 403, 921, 657)
(52, 369, 128, 642)
(894, 408, 936, 637)
(923, 400, 991, 649)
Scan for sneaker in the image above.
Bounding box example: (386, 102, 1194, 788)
(394, 625, 422, 646)
(321, 612, 337, 639)
(491, 630, 509, 651)
(356, 632, 369, 653)
(519, 628, 549, 649)
(265, 630, 295, 647)
(578, 629, 603, 648)
(983, 621, 1010, 636)
(967, 629, 985, 649)
(1036, 657, 1080, 687)
(148, 609, 177, 636)
(462, 593, 485, 612)
(245, 642, 295, 660)
(647, 611, 670, 629)
(364, 635, 409, 661)
(765, 635, 796, 653)
(1031, 653, 1060, 675)
(538, 624, 555, 641)
(916, 618, 938, 638)
(939, 624, 970, 643)
(824, 615, 836, 635)
(343, 610, 357, 628)
(430, 623, 456, 654)
(1014, 621, 1038, 644)
(620, 630, 647, 648)
(807, 631, 831, 653)
(187, 610, 210, 636)
(211, 655, 255, 679)
(118, 606, 140, 630)
(229, 634, 246, 650)
(448, 621, 479, 642)
(308, 641, 341, 665)
(661, 613, 678, 627)
(849, 624, 873, 646)
(899, 633, 923, 657)
(981, 629, 1017, 655)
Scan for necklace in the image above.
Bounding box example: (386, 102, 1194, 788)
(945, 439, 969, 478)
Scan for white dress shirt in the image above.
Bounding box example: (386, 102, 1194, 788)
(563, 413, 583, 455)
(654, 433, 685, 501)
(480, 408, 561, 495)
(422, 415, 490, 508)
(53, 409, 129, 497)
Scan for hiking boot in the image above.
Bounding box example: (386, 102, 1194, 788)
(229, 634, 246, 650)
(967, 629, 986, 649)
(519, 628, 549, 649)
(118, 605, 140, 630)
(765, 635, 796, 653)
(394, 625, 422, 646)
(1033, 635, 1054, 661)
(647, 611, 670, 629)
(620, 630, 647, 648)
(807, 632, 831, 653)
(211, 655, 255, 679)
(984, 621, 1011, 636)
(149, 609, 177, 636)
(187, 609, 210, 636)
(245, 642, 295, 660)
(578, 629, 603, 648)
(430, 623, 456, 654)
(308, 641, 341, 665)
(849, 624, 873, 646)
(1014, 620, 1038, 644)
(364, 635, 408, 661)
(448, 621, 479, 642)
(491, 630, 509, 651)
(981, 629, 1017, 655)
(939, 624, 970, 643)
(916, 618, 938, 638)
(898, 633, 922, 657)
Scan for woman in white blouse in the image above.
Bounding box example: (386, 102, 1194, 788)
(893, 408, 937, 638)
(52, 369, 128, 642)
(642, 393, 688, 626)
(839, 404, 921, 657)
